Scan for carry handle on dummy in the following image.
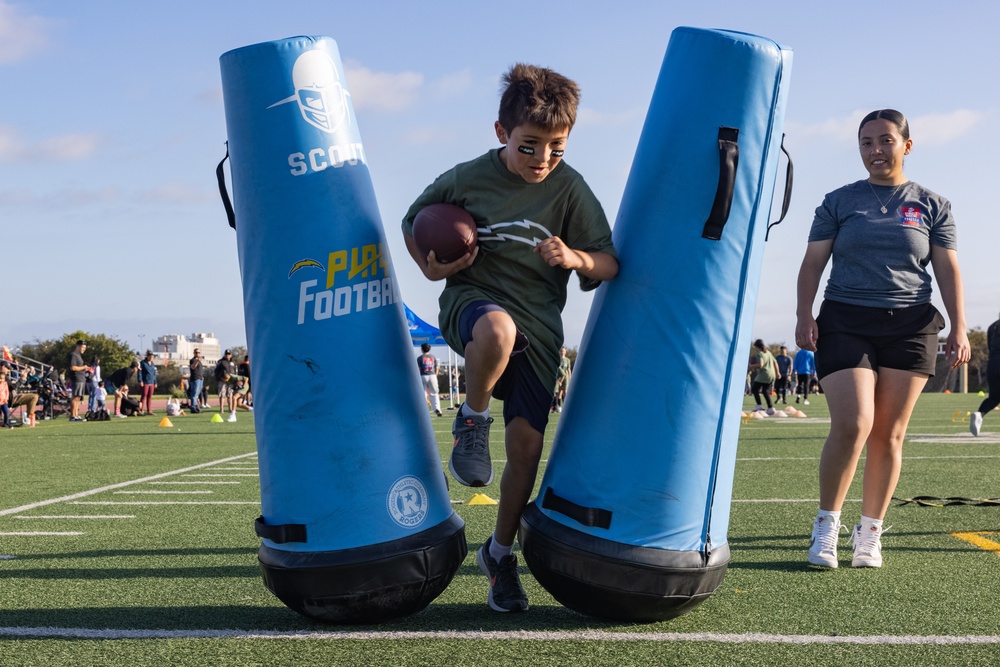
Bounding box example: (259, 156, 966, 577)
(219, 36, 465, 624)
(518, 27, 793, 622)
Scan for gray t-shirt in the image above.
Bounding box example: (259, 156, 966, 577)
(809, 180, 957, 309)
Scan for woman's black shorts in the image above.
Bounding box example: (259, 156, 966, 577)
(815, 300, 945, 380)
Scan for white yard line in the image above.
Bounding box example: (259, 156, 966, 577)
(14, 515, 134, 520)
(149, 481, 241, 485)
(0, 452, 257, 518)
(69, 501, 258, 505)
(181, 474, 258, 477)
(113, 490, 214, 495)
(0, 627, 998, 645)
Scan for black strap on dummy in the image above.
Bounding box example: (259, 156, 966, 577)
(216, 142, 236, 230)
(701, 126, 740, 241)
(254, 516, 308, 543)
(541, 487, 612, 529)
(765, 134, 794, 241)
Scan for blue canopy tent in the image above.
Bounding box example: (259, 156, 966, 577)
(404, 304, 447, 347)
(404, 304, 458, 410)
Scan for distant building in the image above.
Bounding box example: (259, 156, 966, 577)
(150, 333, 222, 368)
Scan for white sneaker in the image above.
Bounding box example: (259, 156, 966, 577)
(850, 522, 885, 568)
(970, 411, 983, 436)
(803, 399, 810, 405)
(808, 515, 842, 568)
(765, 407, 776, 416)
(227, 412, 237, 423)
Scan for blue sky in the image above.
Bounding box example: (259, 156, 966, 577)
(2, 0, 997, 355)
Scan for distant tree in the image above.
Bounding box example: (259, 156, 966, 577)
(155, 362, 185, 396)
(17, 331, 136, 377)
(228, 344, 248, 363)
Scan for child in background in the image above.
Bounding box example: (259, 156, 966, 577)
(166, 397, 184, 417)
(96, 380, 108, 412)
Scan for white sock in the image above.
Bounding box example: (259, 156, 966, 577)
(461, 403, 489, 419)
(859, 515, 883, 531)
(489, 534, 513, 562)
(817, 509, 841, 524)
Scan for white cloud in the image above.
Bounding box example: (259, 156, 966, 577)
(344, 62, 423, 112)
(909, 109, 987, 146)
(0, 0, 50, 65)
(785, 108, 988, 146)
(576, 106, 645, 128)
(432, 68, 473, 96)
(0, 125, 101, 162)
(141, 183, 215, 205)
(37, 133, 101, 160)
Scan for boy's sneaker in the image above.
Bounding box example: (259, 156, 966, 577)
(803, 399, 810, 405)
(752, 405, 765, 412)
(477, 537, 529, 612)
(808, 515, 842, 568)
(850, 523, 885, 568)
(227, 412, 237, 423)
(449, 407, 494, 487)
(765, 407, 776, 416)
(970, 411, 983, 436)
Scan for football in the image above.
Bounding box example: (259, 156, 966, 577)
(412, 203, 478, 264)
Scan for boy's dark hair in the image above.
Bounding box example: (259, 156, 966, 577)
(498, 63, 580, 134)
(421, 343, 431, 353)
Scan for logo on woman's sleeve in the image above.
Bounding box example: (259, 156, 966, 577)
(900, 205, 924, 227)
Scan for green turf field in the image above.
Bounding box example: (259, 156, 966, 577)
(2, 395, 999, 666)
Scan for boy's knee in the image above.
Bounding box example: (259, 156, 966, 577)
(472, 311, 518, 349)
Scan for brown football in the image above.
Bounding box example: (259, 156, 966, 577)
(412, 203, 478, 264)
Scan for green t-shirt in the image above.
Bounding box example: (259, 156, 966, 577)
(753, 349, 777, 384)
(402, 148, 616, 392)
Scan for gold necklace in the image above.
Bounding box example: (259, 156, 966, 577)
(868, 180, 903, 214)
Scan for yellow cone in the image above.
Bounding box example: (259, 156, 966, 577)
(979, 391, 986, 396)
(158, 417, 173, 428)
(211, 413, 224, 423)
(467, 493, 498, 505)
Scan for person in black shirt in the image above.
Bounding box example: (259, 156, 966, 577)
(105, 361, 139, 418)
(971, 315, 1000, 436)
(188, 349, 205, 414)
(215, 350, 238, 421)
(67, 340, 89, 421)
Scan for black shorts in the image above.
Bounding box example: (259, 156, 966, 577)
(815, 300, 944, 379)
(459, 300, 550, 433)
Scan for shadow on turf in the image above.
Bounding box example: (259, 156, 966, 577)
(0, 602, 635, 633)
(726, 530, 986, 573)
(0, 547, 261, 581)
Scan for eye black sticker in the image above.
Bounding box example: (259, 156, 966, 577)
(517, 146, 535, 155)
